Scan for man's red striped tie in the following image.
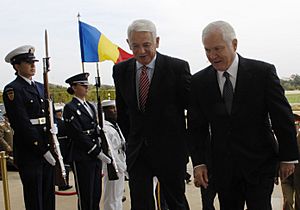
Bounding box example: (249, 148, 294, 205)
(139, 65, 150, 112)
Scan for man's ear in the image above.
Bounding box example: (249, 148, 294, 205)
(156, 37, 160, 48)
(232, 39, 238, 51)
(13, 64, 20, 72)
(126, 39, 132, 50)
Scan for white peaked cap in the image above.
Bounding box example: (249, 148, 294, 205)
(101, 100, 115, 107)
(5, 45, 37, 63)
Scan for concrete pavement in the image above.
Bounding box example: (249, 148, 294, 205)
(1, 169, 284, 210)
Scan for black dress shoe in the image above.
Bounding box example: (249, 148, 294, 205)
(58, 185, 73, 191)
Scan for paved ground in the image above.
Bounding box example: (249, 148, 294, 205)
(0, 166, 284, 210)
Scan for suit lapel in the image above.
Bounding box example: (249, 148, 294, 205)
(145, 53, 166, 111)
(231, 56, 252, 115)
(205, 67, 228, 116)
(126, 60, 139, 111)
(207, 67, 222, 101)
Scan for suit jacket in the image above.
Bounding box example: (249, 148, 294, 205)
(113, 52, 191, 171)
(63, 98, 101, 161)
(188, 55, 299, 188)
(3, 76, 50, 166)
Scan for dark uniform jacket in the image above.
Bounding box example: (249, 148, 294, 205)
(188, 55, 299, 189)
(63, 98, 101, 161)
(113, 52, 191, 171)
(3, 76, 50, 166)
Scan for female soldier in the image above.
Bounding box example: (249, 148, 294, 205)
(63, 72, 110, 210)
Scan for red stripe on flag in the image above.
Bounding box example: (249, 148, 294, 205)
(116, 47, 133, 63)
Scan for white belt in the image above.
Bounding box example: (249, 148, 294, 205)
(30, 117, 46, 125)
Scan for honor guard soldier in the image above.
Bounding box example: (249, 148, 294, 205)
(101, 100, 127, 210)
(3, 45, 56, 210)
(63, 73, 110, 210)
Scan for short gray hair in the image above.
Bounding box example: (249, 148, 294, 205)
(127, 19, 157, 41)
(202, 21, 236, 44)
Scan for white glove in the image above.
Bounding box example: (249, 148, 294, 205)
(50, 123, 58, 135)
(97, 151, 111, 164)
(43, 151, 56, 166)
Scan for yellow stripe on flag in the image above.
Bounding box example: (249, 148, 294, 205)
(98, 34, 120, 63)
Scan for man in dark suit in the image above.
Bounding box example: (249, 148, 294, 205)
(188, 21, 299, 210)
(3, 45, 56, 210)
(113, 19, 191, 210)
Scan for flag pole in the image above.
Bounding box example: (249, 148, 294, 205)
(77, 12, 85, 73)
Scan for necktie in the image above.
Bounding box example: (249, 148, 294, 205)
(31, 81, 36, 89)
(223, 71, 234, 114)
(139, 65, 150, 112)
(31, 82, 39, 94)
(83, 101, 93, 117)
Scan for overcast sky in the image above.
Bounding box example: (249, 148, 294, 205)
(1, 0, 299, 90)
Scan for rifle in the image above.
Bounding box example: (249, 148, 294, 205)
(95, 64, 119, 180)
(43, 30, 67, 186)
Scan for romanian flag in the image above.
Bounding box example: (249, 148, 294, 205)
(78, 21, 133, 63)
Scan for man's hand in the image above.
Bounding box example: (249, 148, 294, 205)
(279, 162, 295, 181)
(97, 151, 111, 164)
(193, 165, 209, 189)
(43, 151, 56, 166)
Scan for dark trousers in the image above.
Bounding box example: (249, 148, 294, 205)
(128, 151, 189, 210)
(200, 183, 217, 210)
(155, 182, 169, 210)
(19, 161, 55, 210)
(73, 159, 102, 210)
(217, 171, 274, 210)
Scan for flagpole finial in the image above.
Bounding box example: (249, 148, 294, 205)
(77, 13, 81, 21)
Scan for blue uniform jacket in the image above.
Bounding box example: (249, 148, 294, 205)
(3, 76, 50, 166)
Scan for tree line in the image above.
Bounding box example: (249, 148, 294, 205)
(280, 74, 300, 90)
(0, 84, 116, 104)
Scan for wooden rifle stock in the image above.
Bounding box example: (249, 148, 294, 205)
(43, 30, 67, 186)
(95, 73, 119, 180)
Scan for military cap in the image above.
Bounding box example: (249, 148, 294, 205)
(65, 73, 90, 85)
(5, 45, 39, 64)
(101, 100, 115, 107)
